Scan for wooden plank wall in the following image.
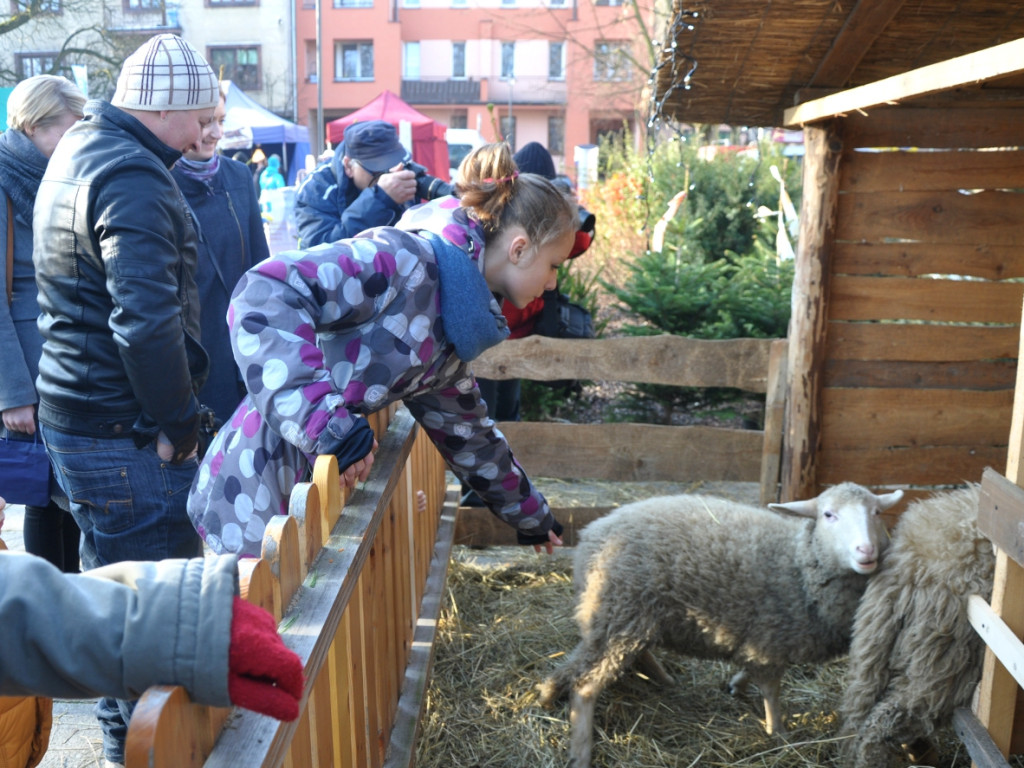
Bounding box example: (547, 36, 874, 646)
(124, 406, 453, 768)
(812, 107, 1024, 502)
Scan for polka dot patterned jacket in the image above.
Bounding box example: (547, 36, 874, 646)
(187, 197, 556, 556)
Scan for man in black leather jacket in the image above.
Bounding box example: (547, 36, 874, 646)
(31, 34, 220, 768)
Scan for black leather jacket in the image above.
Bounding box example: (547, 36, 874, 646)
(34, 100, 208, 460)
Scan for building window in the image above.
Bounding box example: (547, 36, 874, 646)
(549, 0, 565, 5)
(209, 46, 260, 91)
(403, 42, 420, 79)
(594, 0, 622, 5)
(500, 116, 515, 151)
(549, 42, 564, 80)
(501, 42, 514, 79)
(548, 116, 565, 155)
(594, 40, 632, 82)
(125, 0, 161, 9)
(207, 0, 255, 6)
(451, 0, 466, 6)
(449, 111, 467, 129)
(335, 41, 373, 81)
(11, 0, 60, 13)
(501, 0, 515, 5)
(15, 52, 56, 78)
(452, 41, 465, 79)
(402, 0, 419, 6)
(334, 0, 372, 6)
(304, 40, 317, 83)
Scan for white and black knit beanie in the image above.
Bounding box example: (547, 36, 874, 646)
(112, 34, 218, 112)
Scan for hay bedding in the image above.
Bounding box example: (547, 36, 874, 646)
(416, 544, 1021, 768)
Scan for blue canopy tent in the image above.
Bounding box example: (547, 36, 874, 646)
(220, 81, 310, 185)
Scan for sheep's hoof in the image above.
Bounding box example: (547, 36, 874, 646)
(535, 679, 559, 708)
(728, 670, 750, 696)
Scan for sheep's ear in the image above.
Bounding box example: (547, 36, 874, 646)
(768, 499, 817, 519)
(875, 489, 904, 511)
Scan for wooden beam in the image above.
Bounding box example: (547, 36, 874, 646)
(780, 122, 842, 502)
(809, 0, 907, 88)
(473, 335, 775, 392)
(785, 37, 1024, 127)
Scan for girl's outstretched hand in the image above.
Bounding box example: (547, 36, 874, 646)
(340, 439, 378, 489)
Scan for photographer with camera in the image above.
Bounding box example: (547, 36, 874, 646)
(295, 120, 452, 248)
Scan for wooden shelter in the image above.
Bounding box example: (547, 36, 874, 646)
(653, 2, 1024, 763)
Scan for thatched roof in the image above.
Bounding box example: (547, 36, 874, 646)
(652, 0, 1024, 127)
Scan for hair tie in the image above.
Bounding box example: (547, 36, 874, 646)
(481, 171, 519, 185)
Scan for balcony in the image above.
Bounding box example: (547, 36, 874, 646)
(401, 79, 480, 105)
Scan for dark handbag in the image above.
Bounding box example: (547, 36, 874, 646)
(533, 289, 594, 339)
(0, 434, 52, 507)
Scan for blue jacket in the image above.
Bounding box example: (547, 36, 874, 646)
(173, 156, 270, 424)
(293, 143, 406, 247)
(0, 129, 45, 422)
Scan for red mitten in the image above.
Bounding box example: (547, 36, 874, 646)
(228, 596, 305, 721)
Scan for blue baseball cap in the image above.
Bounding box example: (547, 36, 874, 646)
(343, 120, 409, 173)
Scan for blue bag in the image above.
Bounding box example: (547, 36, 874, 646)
(0, 434, 51, 507)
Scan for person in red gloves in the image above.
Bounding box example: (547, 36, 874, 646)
(0, 497, 304, 761)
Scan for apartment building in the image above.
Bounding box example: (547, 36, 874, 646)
(296, 0, 658, 176)
(0, 0, 296, 119)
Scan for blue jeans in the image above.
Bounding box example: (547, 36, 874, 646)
(40, 424, 203, 764)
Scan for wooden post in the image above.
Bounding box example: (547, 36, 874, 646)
(976, 298, 1024, 759)
(780, 120, 843, 502)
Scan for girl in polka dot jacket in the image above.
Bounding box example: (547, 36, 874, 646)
(188, 143, 577, 558)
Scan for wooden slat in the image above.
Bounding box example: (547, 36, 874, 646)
(472, 335, 774, 392)
(383, 491, 458, 768)
(829, 275, 1024, 325)
(785, 38, 1024, 126)
(495, 422, 763, 482)
(839, 148, 1024, 194)
(969, 594, 1024, 692)
(823, 359, 1016, 390)
(825, 322, 1020, 363)
(841, 107, 1024, 150)
(832, 241, 1024, 282)
(816, 445, 1006, 487)
(837, 189, 1024, 247)
(953, 708, 1012, 768)
(978, 467, 1024, 569)
(820, 387, 1013, 450)
(760, 339, 788, 505)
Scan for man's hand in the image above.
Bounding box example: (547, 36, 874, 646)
(2, 404, 36, 435)
(156, 431, 197, 463)
(376, 165, 417, 205)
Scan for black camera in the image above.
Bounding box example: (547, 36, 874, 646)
(551, 175, 595, 239)
(403, 160, 455, 200)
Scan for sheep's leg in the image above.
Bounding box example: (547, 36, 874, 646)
(750, 672, 785, 735)
(567, 636, 648, 768)
(636, 649, 674, 685)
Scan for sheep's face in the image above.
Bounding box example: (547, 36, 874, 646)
(770, 483, 903, 574)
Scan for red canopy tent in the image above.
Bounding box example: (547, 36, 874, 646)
(327, 91, 451, 181)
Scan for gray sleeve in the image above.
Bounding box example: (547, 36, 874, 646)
(0, 552, 239, 705)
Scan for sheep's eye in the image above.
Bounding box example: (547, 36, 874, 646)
(823, 510, 837, 521)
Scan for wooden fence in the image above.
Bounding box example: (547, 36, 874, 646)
(124, 404, 452, 768)
(463, 333, 789, 544)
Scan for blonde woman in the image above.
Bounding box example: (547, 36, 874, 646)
(0, 75, 85, 573)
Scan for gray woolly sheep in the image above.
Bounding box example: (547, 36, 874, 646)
(537, 483, 903, 768)
(839, 484, 994, 768)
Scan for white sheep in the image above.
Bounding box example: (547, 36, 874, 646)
(839, 484, 994, 768)
(537, 483, 903, 768)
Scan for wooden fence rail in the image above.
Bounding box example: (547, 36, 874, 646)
(462, 334, 789, 545)
(124, 405, 452, 768)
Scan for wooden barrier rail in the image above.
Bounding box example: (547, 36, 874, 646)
(124, 405, 452, 768)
